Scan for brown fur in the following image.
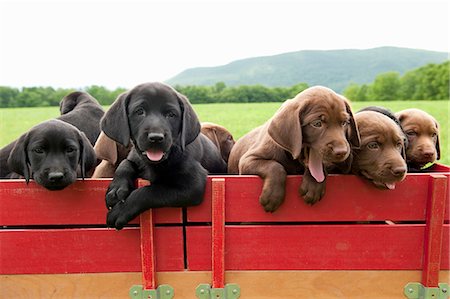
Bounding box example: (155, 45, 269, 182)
(352, 111, 407, 189)
(395, 108, 440, 170)
(228, 86, 360, 212)
(92, 131, 132, 178)
(200, 122, 235, 162)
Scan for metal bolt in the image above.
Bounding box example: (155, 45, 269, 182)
(442, 288, 448, 293)
(200, 289, 205, 294)
(133, 290, 139, 296)
(232, 289, 238, 294)
(166, 289, 171, 295)
(408, 288, 414, 294)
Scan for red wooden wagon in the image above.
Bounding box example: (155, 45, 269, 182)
(1, 164, 449, 298)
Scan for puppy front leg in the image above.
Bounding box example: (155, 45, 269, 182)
(240, 158, 287, 212)
(107, 163, 207, 230)
(299, 168, 326, 205)
(105, 159, 138, 209)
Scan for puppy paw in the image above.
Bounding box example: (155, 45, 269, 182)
(299, 177, 326, 205)
(105, 179, 134, 209)
(259, 188, 285, 212)
(106, 201, 130, 230)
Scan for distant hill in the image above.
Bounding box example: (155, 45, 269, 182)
(166, 47, 448, 92)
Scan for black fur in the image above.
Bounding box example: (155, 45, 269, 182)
(0, 91, 104, 179)
(102, 82, 226, 230)
(7, 119, 96, 190)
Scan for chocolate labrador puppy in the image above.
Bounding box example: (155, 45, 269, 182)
(102, 82, 226, 229)
(7, 119, 96, 190)
(395, 108, 440, 171)
(201, 122, 235, 163)
(352, 109, 407, 189)
(228, 86, 360, 212)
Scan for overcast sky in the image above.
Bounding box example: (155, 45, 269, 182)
(0, 0, 448, 89)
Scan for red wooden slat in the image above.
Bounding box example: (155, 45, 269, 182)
(140, 210, 156, 290)
(0, 227, 184, 274)
(189, 173, 450, 223)
(0, 179, 182, 225)
(186, 225, 450, 271)
(422, 175, 448, 287)
(211, 178, 225, 289)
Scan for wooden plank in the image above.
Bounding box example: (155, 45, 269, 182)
(189, 173, 450, 223)
(186, 225, 450, 271)
(139, 210, 156, 290)
(1, 271, 449, 299)
(0, 227, 184, 274)
(211, 178, 225, 288)
(422, 175, 448, 287)
(0, 179, 182, 225)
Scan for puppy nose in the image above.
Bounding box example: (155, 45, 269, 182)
(48, 171, 64, 182)
(148, 133, 164, 143)
(391, 166, 406, 177)
(422, 150, 435, 159)
(332, 146, 348, 158)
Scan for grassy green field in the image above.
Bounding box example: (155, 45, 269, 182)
(1, 100, 448, 165)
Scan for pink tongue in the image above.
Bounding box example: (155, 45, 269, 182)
(385, 182, 396, 190)
(308, 149, 325, 182)
(146, 150, 164, 162)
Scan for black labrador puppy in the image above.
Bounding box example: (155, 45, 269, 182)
(58, 91, 105, 145)
(7, 119, 96, 190)
(102, 82, 226, 230)
(0, 91, 104, 179)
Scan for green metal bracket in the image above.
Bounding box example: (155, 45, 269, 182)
(196, 283, 240, 299)
(404, 283, 449, 299)
(129, 284, 174, 299)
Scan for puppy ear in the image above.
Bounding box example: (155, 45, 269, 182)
(177, 93, 200, 150)
(268, 99, 303, 160)
(344, 100, 361, 148)
(94, 131, 118, 164)
(78, 131, 97, 179)
(7, 134, 31, 183)
(101, 92, 130, 147)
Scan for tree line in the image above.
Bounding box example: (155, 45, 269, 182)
(0, 61, 447, 108)
(343, 61, 449, 101)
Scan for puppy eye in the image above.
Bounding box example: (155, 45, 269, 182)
(66, 147, 77, 153)
(33, 147, 44, 154)
(431, 132, 437, 138)
(406, 130, 416, 137)
(367, 142, 380, 150)
(134, 107, 145, 116)
(165, 111, 176, 118)
(227, 135, 233, 141)
(311, 120, 322, 128)
(396, 142, 403, 151)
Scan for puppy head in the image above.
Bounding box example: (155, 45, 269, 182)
(352, 111, 407, 189)
(201, 122, 235, 162)
(101, 82, 200, 164)
(8, 120, 96, 190)
(59, 91, 98, 114)
(268, 86, 360, 182)
(396, 108, 440, 168)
